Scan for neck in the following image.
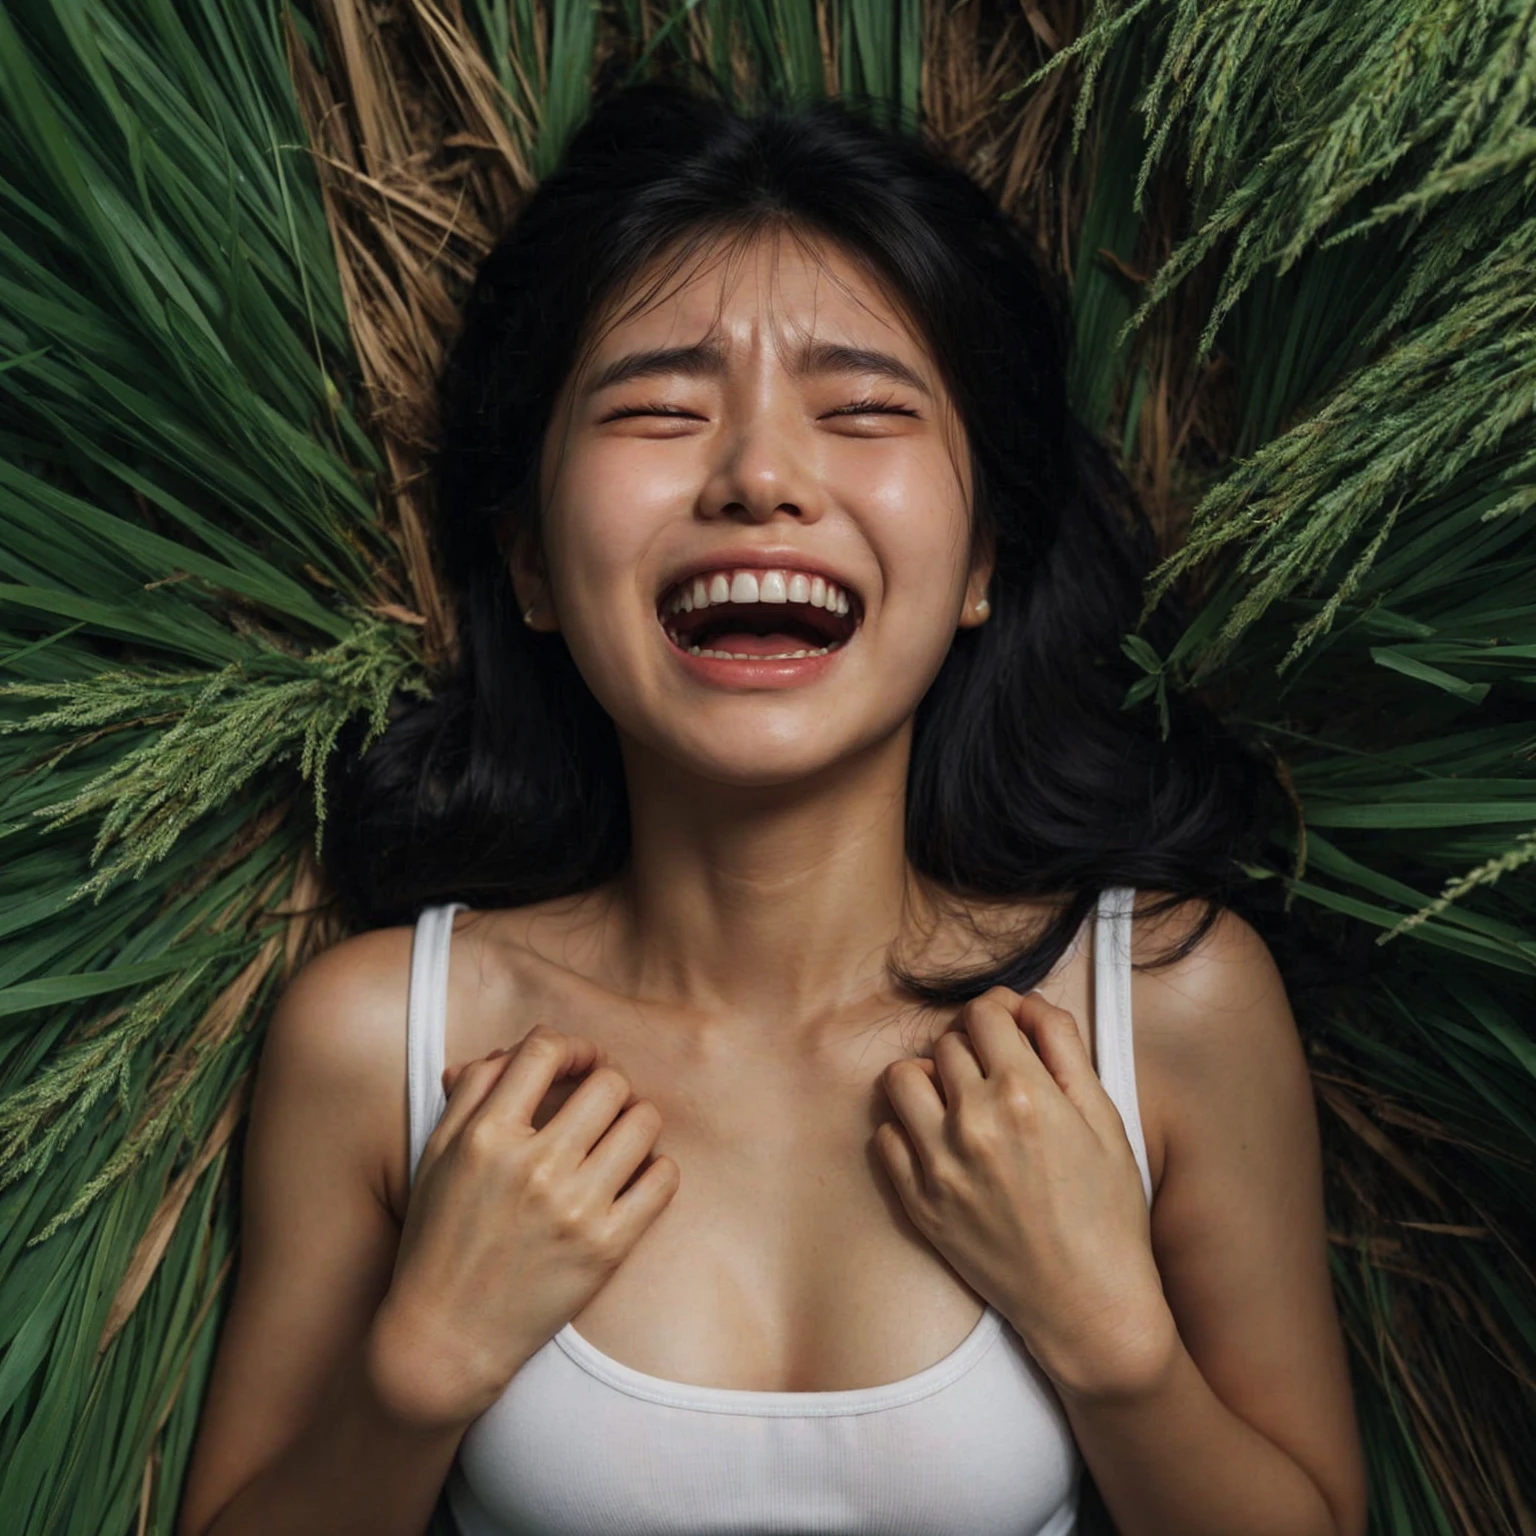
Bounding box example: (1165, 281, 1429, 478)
(608, 727, 930, 1040)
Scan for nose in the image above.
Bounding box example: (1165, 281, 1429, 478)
(699, 414, 822, 526)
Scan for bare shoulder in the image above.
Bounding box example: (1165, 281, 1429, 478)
(1122, 888, 1316, 1198)
(259, 921, 419, 1216)
(1127, 892, 1292, 1057)
(270, 922, 417, 1047)
(263, 923, 417, 1102)
(1121, 893, 1303, 1194)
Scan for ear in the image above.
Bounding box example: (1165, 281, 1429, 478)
(956, 526, 995, 630)
(506, 518, 559, 633)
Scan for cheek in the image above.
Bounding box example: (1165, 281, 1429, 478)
(540, 447, 681, 617)
(847, 451, 975, 611)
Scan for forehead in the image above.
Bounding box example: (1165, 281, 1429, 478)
(579, 224, 933, 370)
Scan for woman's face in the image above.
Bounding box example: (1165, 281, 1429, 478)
(518, 226, 990, 788)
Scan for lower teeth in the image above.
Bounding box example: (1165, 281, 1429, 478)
(689, 644, 838, 660)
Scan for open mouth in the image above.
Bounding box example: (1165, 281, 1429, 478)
(657, 567, 860, 660)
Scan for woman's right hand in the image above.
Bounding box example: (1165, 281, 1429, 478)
(366, 1025, 679, 1429)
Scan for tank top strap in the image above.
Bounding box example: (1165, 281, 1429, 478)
(407, 901, 469, 1188)
(1094, 887, 1154, 1207)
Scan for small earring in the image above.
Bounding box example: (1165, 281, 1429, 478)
(521, 602, 536, 625)
(975, 597, 991, 617)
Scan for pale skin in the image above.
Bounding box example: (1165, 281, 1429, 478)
(178, 226, 1368, 1536)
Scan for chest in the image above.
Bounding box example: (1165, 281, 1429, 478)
(435, 945, 1101, 1394)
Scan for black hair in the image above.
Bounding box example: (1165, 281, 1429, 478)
(322, 80, 1279, 999)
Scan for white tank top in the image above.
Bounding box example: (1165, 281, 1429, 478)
(406, 889, 1153, 1535)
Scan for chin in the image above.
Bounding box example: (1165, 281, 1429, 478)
(595, 654, 936, 791)
(662, 738, 858, 789)
(633, 708, 913, 793)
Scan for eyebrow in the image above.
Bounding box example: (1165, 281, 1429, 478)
(584, 341, 729, 394)
(583, 337, 932, 397)
(795, 340, 932, 396)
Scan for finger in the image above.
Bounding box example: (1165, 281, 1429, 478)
(536, 1064, 638, 1159)
(442, 1033, 604, 1097)
(873, 1118, 930, 1210)
(931, 1029, 985, 1105)
(605, 1153, 680, 1246)
(1010, 991, 1121, 1133)
(442, 1044, 512, 1097)
(881, 1055, 947, 1154)
(907, 1055, 942, 1100)
(960, 989, 1059, 1098)
(472, 1026, 604, 1130)
(580, 1097, 662, 1192)
(429, 1050, 521, 1152)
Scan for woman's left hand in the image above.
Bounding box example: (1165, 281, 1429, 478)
(876, 986, 1175, 1402)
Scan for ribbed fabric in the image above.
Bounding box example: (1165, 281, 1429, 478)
(406, 890, 1152, 1535)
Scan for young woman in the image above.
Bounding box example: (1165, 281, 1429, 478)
(179, 83, 1368, 1536)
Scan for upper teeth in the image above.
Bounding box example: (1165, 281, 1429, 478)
(663, 568, 852, 617)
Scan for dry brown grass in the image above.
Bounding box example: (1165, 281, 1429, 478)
(1317, 1054, 1536, 1536)
(287, 0, 537, 670)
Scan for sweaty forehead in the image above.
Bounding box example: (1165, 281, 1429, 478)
(578, 225, 933, 378)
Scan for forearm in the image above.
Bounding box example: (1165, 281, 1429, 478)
(1056, 1326, 1343, 1536)
(197, 1330, 469, 1536)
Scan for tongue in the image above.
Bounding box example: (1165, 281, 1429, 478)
(702, 629, 819, 656)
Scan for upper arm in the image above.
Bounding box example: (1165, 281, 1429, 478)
(178, 927, 414, 1536)
(1134, 902, 1368, 1536)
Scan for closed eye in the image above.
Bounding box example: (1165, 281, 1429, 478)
(823, 397, 921, 418)
(600, 398, 921, 423)
(600, 402, 703, 421)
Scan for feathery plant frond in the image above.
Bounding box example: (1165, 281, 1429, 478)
(1385, 830, 1536, 940)
(1, 615, 429, 900)
(1019, 0, 1536, 659)
(1, 958, 220, 1223)
(1144, 213, 1536, 668)
(1020, 0, 1536, 339)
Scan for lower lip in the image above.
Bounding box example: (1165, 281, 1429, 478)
(662, 633, 848, 689)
